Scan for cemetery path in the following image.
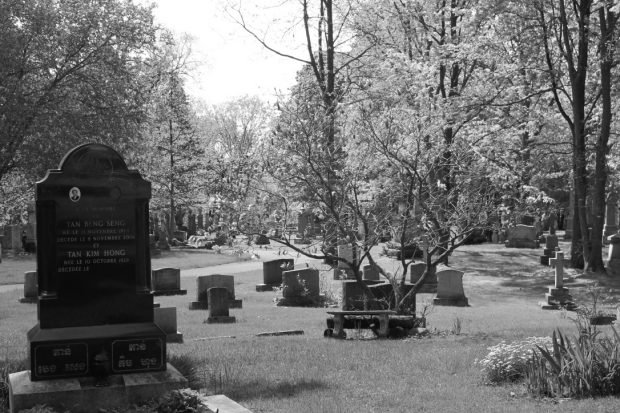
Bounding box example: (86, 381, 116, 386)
(181, 249, 321, 278)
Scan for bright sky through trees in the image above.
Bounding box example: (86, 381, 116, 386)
(151, 0, 305, 104)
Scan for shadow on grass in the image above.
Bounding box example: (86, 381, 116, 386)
(458, 252, 543, 278)
(498, 275, 554, 295)
(225, 378, 330, 402)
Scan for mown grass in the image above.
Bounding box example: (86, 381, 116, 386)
(2, 240, 620, 412)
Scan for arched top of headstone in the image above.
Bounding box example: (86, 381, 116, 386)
(59, 143, 128, 175)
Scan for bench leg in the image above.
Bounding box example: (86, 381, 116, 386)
(376, 314, 390, 338)
(332, 315, 346, 339)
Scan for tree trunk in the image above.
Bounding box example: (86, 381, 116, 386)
(590, 5, 618, 272)
(168, 118, 176, 239)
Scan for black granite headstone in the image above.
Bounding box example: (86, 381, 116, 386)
(27, 143, 165, 381)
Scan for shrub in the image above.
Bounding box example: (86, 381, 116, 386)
(168, 354, 201, 390)
(526, 327, 620, 398)
(477, 337, 551, 383)
(153, 389, 203, 413)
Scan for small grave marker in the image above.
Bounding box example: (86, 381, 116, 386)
(541, 251, 575, 310)
(19, 271, 38, 303)
(151, 267, 187, 296)
(190, 274, 242, 309)
(206, 287, 236, 323)
(433, 270, 469, 307)
(256, 258, 293, 291)
(277, 267, 321, 306)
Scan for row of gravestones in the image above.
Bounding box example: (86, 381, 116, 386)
(340, 265, 469, 309)
(255, 258, 323, 306)
(256, 257, 469, 309)
(19, 268, 243, 337)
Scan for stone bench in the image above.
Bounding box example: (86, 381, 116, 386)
(325, 310, 396, 339)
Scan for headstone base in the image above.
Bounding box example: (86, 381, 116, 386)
(152, 289, 187, 296)
(8, 363, 187, 413)
(189, 299, 242, 310)
(540, 286, 577, 310)
(205, 316, 236, 324)
(165, 332, 184, 343)
(275, 294, 325, 307)
(433, 297, 469, 307)
(27, 322, 166, 381)
(255, 283, 278, 292)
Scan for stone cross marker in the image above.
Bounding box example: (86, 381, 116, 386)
(549, 252, 564, 289)
(27, 143, 165, 381)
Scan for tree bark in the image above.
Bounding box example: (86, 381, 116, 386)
(590, 4, 618, 272)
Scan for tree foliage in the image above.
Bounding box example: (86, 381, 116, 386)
(0, 0, 159, 183)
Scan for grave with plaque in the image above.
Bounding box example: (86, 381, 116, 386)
(9, 144, 185, 413)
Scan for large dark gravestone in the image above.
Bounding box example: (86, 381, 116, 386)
(27, 144, 166, 381)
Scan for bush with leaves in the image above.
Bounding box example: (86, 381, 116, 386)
(0, 357, 28, 411)
(477, 337, 552, 383)
(153, 389, 204, 413)
(526, 326, 620, 398)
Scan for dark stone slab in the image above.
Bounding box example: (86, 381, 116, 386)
(262, 258, 294, 286)
(35, 144, 153, 329)
(433, 297, 469, 307)
(151, 268, 186, 296)
(28, 323, 166, 381)
(28, 144, 163, 382)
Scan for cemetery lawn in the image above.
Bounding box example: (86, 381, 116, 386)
(2, 239, 620, 412)
(0, 248, 245, 285)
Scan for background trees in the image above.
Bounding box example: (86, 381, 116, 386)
(3, 0, 620, 280)
(0, 0, 159, 183)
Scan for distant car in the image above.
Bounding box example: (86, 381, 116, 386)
(187, 235, 214, 249)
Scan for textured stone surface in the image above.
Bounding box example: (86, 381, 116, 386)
(9, 364, 187, 413)
(151, 268, 186, 296)
(433, 270, 469, 307)
(191, 274, 241, 309)
(20, 271, 38, 303)
(505, 225, 539, 248)
(29, 144, 163, 381)
(261, 258, 294, 286)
